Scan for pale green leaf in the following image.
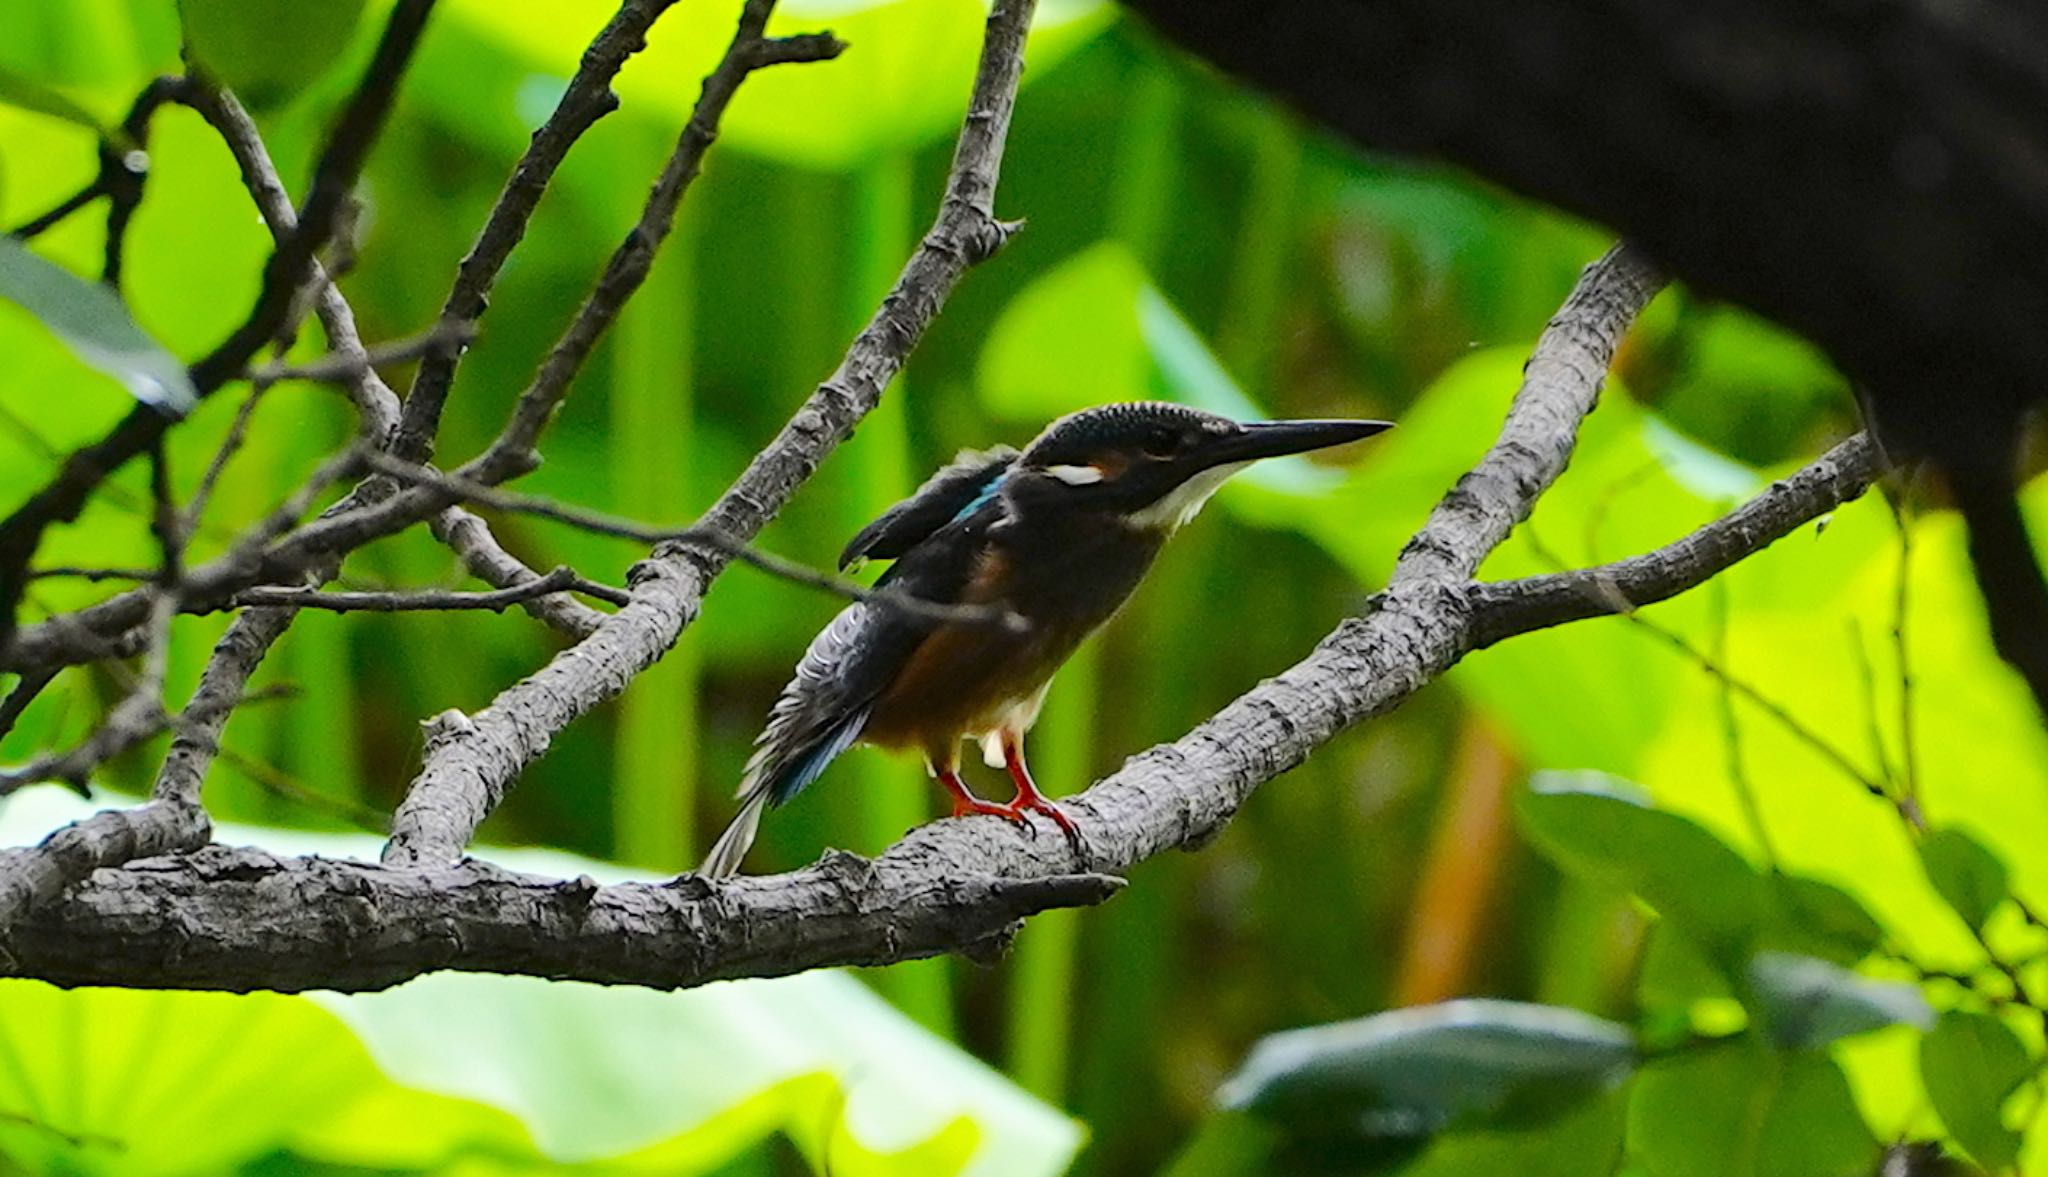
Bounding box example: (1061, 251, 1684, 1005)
(0, 237, 194, 413)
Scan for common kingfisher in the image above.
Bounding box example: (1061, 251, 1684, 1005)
(701, 402, 1391, 877)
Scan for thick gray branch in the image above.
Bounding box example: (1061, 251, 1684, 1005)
(5, 245, 1887, 995)
(8, 846, 1123, 992)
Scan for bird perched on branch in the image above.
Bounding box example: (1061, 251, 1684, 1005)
(701, 401, 1391, 877)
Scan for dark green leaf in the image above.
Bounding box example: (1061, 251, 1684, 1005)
(0, 237, 194, 414)
(1920, 1010, 2031, 1170)
(0, 67, 112, 139)
(177, 0, 366, 109)
(1746, 952, 1931, 1051)
(1217, 1000, 1636, 1140)
(1761, 874, 1884, 965)
(1517, 772, 1766, 951)
(1400, 1088, 1627, 1177)
(1918, 829, 2010, 932)
(1629, 1039, 1878, 1177)
(1159, 1112, 1283, 1177)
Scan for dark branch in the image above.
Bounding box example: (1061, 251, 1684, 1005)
(390, 0, 682, 463)
(1468, 432, 1884, 645)
(463, 13, 843, 485)
(7, 75, 189, 248)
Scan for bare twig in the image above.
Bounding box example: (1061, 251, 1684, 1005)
(1469, 433, 1882, 642)
(393, 0, 688, 463)
(25, 567, 154, 584)
(1, 591, 169, 797)
(151, 610, 304, 808)
(247, 321, 474, 386)
(381, 0, 1039, 869)
(464, 18, 844, 484)
(213, 744, 387, 831)
(0, 668, 58, 742)
(431, 507, 616, 636)
(363, 452, 1022, 628)
(229, 566, 601, 614)
(187, 86, 404, 440)
(1888, 490, 1921, 807)
(1627, 610, 1902, 813)
(1709, 581, 1778, 865)
(8, 75, 188, 259)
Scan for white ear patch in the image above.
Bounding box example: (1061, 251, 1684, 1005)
(1045, 463, 1106, 486)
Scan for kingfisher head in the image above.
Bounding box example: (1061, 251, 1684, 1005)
(1004, 402, 1392, 532)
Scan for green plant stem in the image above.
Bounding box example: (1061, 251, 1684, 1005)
(1004, 639, 1097, 1100)
(609, 186, 700, 871)
(839, 154, 953, 1035)
(1107, 57, 1181, 259)
(1216, 111, 1302, 390)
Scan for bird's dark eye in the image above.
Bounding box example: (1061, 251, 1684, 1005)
(1140, 431, 1181, 460)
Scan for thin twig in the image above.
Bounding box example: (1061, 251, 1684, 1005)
(464, 19, 844, 484)
(213, 744, 387, 831)
(7, 74, 186, 255)
(1888, 488, 1921, 809)
(1847, 620, 1901, 790)
(25, 567, 154, 584)
(1710, 579, 1778, 866)
(0, 592, 179, 797)
(1640, 611, 1904, 815)
(393, 0, 699, 462)
(0, 668, 58, 742)
(364, 451, 1023, 629)
(228, 566, 605, 614)
(1520, 515, 1905, 819)
(431, 506, 618, 635)
(183, 382, 272, 533)
(247, 321, 474, 385)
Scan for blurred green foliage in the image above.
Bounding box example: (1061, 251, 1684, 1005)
(3, 0, 2045, 1174)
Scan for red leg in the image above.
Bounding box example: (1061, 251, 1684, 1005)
(1001, 734, 1084, 853)
(934, 762, 1028, 827)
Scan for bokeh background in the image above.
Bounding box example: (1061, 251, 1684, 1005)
(4, 1, 2046, 1174)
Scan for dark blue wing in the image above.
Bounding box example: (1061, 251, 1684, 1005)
(837, 446, 1018, 571)
(741, 491, 1007, 808)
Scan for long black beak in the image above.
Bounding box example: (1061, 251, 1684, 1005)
(1195, 418, 1394, 468)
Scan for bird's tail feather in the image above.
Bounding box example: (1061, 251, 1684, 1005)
(700, 707, 872, 878)
(700, 789, 768, 878)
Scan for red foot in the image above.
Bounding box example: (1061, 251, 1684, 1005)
(1004, 794, 1080, 842)
(951, 794, 1031, 830)
(938, 767, 1031, 830)
(999, 736, 1088, 860)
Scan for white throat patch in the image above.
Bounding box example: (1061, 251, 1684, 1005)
(1125, 461, 1252, 532)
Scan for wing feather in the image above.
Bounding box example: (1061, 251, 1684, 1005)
(837, 446, 1018, 571)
